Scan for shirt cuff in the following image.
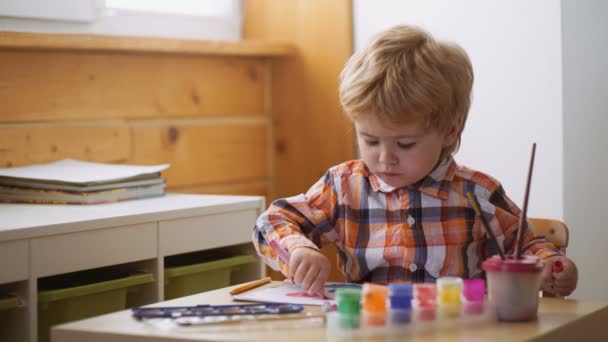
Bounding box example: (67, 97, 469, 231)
(534, 248, 563, 261)
(280, 234, 320, 254)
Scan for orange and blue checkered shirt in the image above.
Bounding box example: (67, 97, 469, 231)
(253, 158, 560, 283)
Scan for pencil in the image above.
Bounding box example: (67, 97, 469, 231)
(467, 192, 505, 260)
(229, 277, 272, 295)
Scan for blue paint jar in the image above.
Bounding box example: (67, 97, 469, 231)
(388, 283, 412, 324)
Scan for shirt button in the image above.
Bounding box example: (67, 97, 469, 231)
(409, 263, 418, 272)
(407, 216, 416, 225)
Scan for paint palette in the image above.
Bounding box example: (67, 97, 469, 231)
(131, 303, 304, 319)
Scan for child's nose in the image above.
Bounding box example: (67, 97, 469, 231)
(379, 148, 398, 165)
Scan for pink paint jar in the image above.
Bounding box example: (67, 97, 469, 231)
(462, 278, 485, 315)
(482, 255, 543, 321)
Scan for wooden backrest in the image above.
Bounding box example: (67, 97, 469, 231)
(529, 217, 569, 254)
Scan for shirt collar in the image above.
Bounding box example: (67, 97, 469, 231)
(367, 157, 457, 200)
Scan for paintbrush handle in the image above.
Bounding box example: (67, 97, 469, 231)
(467, 192, 505, 260)
(515, 143, 537, 258)
(176, 312, 325, 326)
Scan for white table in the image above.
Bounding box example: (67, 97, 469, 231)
(52, 282, 608, 342)
(0, 193, 265, 342)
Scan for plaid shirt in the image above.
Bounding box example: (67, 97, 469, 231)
(253, 158, 560, 283)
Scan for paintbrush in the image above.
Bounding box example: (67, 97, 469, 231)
(467, 192, 505, 260)
(514, 143, 537, 259)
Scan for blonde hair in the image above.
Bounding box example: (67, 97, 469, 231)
(339, 25, 473, 158)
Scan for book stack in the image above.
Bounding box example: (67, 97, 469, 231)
(0, 159, 170, 205)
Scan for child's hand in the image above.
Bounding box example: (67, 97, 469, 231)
(289, 247, 331, 296)
(540, 256, 578, 296)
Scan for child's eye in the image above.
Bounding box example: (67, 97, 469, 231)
(364, 140, 379, 146)
(397, 142, 416, 149)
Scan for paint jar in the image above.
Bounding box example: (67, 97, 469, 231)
(361, 283, 388, 327)
(335, 288, 361, 329)
(436, 277, 462, 319)
(387, 283, 412, 325)
(482, 254, 543, 321)
(412, 283, 436, 321)
(462, 278, 485, 315)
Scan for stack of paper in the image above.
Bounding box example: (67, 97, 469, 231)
(0, 159, 170, 204)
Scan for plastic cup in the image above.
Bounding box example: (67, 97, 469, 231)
(412, 300, 436, 321)
(361, 283, 388, 313)
(462, 278, 485, 315)
(436, 277, 462, 304)
(482, 254, 543, 321)
(462, 279, 485, 302)
(437, 303, 461, 319)
(388, 283, 412, 325)
(360, 283, 388, 327)
(361, 310, 386, 327)
(413, 283, 436, 306)
(335, 288, 361, 329)
(387, 283, 412, 309)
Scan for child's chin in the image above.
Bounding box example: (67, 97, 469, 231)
(379, 177, 409, 189)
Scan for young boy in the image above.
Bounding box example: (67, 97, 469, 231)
(253, 25, 577, 297)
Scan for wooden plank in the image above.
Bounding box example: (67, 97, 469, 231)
(131, 122, 269, 188)
(0, 124, 130, 167)
(0, 51, 266, 122)
(0, 31, 295, 57)
(244, 0, 355, 199)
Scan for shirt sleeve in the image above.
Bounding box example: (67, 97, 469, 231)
(252, 171, 338, 277)
(488, 185, 562, 260)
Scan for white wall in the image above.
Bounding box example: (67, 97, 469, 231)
(562, 0, 608, 300)
(354, 0, 608, 300)
(353, 0, 563, 220)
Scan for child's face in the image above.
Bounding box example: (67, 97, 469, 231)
(354, 116, 455, 188)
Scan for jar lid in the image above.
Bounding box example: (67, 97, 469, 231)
(361, 283, 388, 312)
(436, 277, 463, 289)
(335, 288, 362, 302)
(335, 288, 361, 315)
(482, 254, 543, 273)
(388, 283, 413, 298)
(462, 278, 485, 301)
(413, 283, 436, 305)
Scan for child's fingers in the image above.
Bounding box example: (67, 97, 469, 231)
(301, 266, 320, 293)
(308, 274, 325, 296)
(292, 259, 309, 285)
(553, 284, 574, 297)
(310, 265, 330, 296)
(554, 276, 574, 288)
(288, 254, 301, 278)
(540, 262, 554, 290)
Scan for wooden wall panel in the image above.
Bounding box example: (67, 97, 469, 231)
(130, 122, 269, 188)
(173, 181, 270, 201)
(0, 51, 265, 123)
(0, 124, 130, 167)
(245, 0, 355, 282)
(244, 0, 356, 199)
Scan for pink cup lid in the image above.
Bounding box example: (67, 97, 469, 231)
(482, 254, 543, 273)
(462, 279, 485, 301)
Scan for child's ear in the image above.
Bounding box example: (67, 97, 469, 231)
(442, 121, 461, 147)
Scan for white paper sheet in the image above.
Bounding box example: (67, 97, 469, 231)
(0, 159, 170, 184)
(233, 282, 362, 306)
